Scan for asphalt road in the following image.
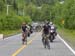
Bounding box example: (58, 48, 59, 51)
(0, 32, 75, 56)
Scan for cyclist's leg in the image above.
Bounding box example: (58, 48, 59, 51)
(25, 32, 28, 45)
(46, 34, 50, 49)
(22, 32, 25, 44)
(42, 33, 46, 48)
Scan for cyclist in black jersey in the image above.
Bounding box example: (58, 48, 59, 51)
(42, 22, 50, 49)
(21, 22, 28, 45)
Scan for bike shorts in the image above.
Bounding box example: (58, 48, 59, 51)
(42, 33, 49, 39)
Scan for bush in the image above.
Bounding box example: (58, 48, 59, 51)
(0, 15, 32, 30)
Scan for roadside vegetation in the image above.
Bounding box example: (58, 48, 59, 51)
(0, 29, 21, 38)
(58, 28, 75, 49)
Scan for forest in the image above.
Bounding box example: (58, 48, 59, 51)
(0, 0, 75, 30)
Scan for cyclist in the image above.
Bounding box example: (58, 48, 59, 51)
(21, 22, 28, 45)
(42, 22, 50, 49)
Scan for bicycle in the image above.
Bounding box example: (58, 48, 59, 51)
(22, 32, 27, 45)
(42, 34, 50, 49)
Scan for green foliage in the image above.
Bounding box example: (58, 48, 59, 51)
(52, 0, 75, 29)
(0, 15, 32, 30)
(22, 16, 32, 24)
(0, 0, 75, 30)
(25, 0, 55, 6)
(0, 0, 5, 12)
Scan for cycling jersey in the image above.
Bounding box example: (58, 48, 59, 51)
(22, 26, 27, 32)
(43, 24, 50, 34)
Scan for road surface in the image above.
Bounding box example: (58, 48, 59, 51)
(0, 32, 75, 56)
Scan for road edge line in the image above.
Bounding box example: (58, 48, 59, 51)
(57, 34, 75, 55)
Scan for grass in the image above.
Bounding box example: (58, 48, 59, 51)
(0, 29, 21, 39)
(57, 27, 75, 49)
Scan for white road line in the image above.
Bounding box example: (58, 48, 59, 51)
(57, 34, 75, 55)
